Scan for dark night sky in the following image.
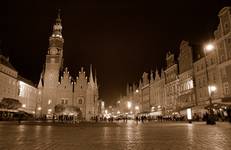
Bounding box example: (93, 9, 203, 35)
(0, 0, 230, 106)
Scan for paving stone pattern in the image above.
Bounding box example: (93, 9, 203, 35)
(0, 121, 231, 150)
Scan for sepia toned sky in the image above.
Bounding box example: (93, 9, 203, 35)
(0, 0, 230, 106)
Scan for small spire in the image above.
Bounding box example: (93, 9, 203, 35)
(65, 67, 68, 72)
(38, 71, 44, 88)
(155, 69, 160, 80)
(56, 9, 61, 24)
(81, 67, 84, 72)
(89, 64, 94, 84)
(126, 83, 129, 95)
(94, 69, 98, 88)
(142, 72, 149, 85)
(150, 70, 154, 82)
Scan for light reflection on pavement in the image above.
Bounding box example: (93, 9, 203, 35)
(0, 121, 231, 150)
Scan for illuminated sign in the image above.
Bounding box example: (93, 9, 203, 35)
(187, 108, 192, 120)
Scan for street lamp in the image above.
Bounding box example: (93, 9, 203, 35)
(127, 101, 132, 109)
(205, 44, 215, 52)
(36, 107, 42, 119)
(37, 107, 42, 111)
(135, 106, 139, 110)
(204, 43, 216, 125)
(208, 85, 217, 95)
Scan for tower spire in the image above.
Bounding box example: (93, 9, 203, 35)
(56, 9, 61, 24)
(48, 9, 64, 55)
(51, 9, 63, 38)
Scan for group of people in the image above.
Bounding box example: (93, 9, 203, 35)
(56, 115, 79, 123)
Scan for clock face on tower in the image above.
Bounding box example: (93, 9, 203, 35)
(50, 47, 58, 55)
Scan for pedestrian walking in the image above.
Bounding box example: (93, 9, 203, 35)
(135, 116, 139, 124)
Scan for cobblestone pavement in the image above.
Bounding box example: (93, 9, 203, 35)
(0, 121, 231, 150)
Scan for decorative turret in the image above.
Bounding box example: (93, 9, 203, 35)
(142, 72, 149, 85)
(63, 67, 71, 81)
(89, 64, 94, 86)
(75, 67, 88, 92)
(52, 10, 62, 38)
(150, 70, 154, 83)
(155, 69, 160, 80)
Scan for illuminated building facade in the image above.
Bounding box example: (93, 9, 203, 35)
(0, 54, 18, 101)
(215, 7, 231, 102)
(149, 69, 165, 116)
(0, 53, 38, 114)
(18, 76, 38, 114)
(38, 13, 99, 120)
(177, 41, 195, 113)
(164, 52, 179, 113)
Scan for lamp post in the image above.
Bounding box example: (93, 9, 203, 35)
(204, 43, 216, 125)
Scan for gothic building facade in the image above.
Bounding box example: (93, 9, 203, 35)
(38, 13, 99, 120)
(116, 7, 231, 118)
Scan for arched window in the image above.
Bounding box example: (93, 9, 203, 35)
(79, 99, 82, 104)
